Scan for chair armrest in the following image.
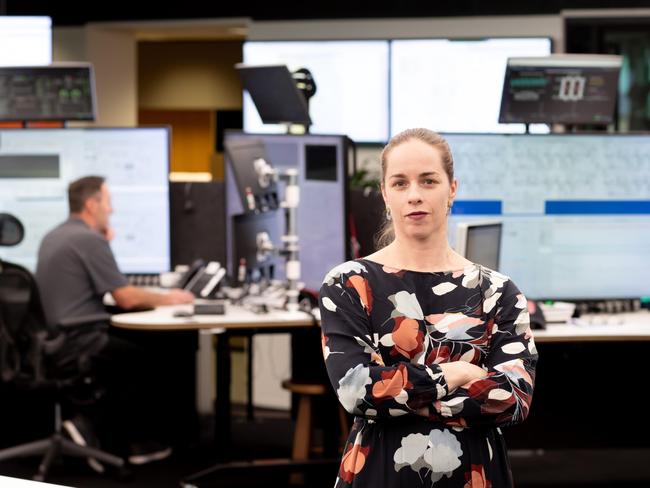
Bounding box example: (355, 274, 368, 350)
(58, 313, 111, 328)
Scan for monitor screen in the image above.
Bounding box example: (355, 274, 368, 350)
(455, 221, 502, 271)
(0, 128, 171, 274)
(242, 40, 389, 143)
(391, 38, 552, 135)
(445, 133, 650, 300)
(498, 55, 622, 125)
(236, 64, 311, 125)
(0, 17, 51, 67)
(0, 64, 96, 121)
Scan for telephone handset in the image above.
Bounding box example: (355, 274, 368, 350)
(177, 259, 206, 289)
(182, 260, 226, 298)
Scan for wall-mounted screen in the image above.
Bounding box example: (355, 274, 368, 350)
(0, 128, 170, 273)
(242, 40, 389, 143)
(391, 38, 552, 135)
(0, 16, 51, 67)
(445, 133, 650, 300)
(499, 55, 622, 125)
(0, 64, 95, 121)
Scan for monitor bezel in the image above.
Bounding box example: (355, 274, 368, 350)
(498, 54, 623, 125)
(455, 220, 503, 271)
(0, 126, 171, 274)
(0, 62, 97, 122)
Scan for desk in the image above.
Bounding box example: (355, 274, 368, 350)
(111, 303, 314, 331)
(506, 310, 650, 451)
(533, 311, 650, 343)
(111, 304, 316, 460)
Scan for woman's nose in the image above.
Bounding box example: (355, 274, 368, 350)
(407, 184, 423, 204)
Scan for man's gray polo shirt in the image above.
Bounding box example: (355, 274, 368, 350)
(35, 217, 128, 327)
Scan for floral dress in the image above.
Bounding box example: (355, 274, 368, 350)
(319, 259, 537, 488)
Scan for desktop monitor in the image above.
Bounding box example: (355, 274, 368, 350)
(499, 54, 622, 125)
(455, 221, 502, 271)
(391, 37, 552, 135)
(0, 127, 171, 274)
(223, 137, 279, 214)
(242, 40, 389, 143)
(0, 63, 96, 121)
(444, 132, 650, 300)
(236, 64, 311, 127)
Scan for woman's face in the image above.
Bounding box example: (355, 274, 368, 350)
(381, 139, 457, 241)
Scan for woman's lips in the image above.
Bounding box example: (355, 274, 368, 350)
(406, 212, 428, 221)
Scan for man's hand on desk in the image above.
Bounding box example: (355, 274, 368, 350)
(111, 285, 194, 310)
(161, 288, 195, 305)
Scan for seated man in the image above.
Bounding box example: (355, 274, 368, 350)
(35, 175, 194, 467)
(36, 175, 193, 326)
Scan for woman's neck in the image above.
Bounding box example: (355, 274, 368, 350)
(369, 236, 470, 273)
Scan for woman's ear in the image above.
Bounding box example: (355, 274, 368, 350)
(449, 178, 458, 201)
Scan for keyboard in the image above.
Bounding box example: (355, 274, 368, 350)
(126, 274, 160, 287)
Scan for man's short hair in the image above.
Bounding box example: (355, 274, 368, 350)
(68, 176, 105, 213)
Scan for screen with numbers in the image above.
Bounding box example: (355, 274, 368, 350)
(498, 56, 621, 125)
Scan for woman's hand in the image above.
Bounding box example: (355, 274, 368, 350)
(439, 361, 486, 390)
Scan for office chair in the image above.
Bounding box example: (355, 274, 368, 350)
(0, 213, 127, 482)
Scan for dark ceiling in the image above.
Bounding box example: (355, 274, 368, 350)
(5, 0, 650, 26)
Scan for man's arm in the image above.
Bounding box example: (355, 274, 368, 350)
(111, 286, 194, 310)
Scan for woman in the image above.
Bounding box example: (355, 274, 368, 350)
(319, 128, 537, 487)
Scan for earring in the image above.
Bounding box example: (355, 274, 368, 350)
(447, 201, 453, 215)
(385, 207, 392, 221)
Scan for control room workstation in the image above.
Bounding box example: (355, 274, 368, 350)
(1, 15, 650, 488)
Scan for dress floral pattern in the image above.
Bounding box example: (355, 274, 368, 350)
(319, 259, 537, 487)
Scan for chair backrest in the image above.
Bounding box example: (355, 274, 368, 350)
(0, 213, 63, 386)
(0, 259, 59, 384)
(0, 212, 24, 247)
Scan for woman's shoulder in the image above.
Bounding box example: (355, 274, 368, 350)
(477, 265, 518, 289)
(477, 264, 508, 282)
(476, 265, 527, 311)
(321, 259, 370, 286)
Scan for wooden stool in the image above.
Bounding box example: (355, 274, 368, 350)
(281, 380, 350, 461)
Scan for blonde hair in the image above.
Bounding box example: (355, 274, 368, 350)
(374, 128, 455, 249)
